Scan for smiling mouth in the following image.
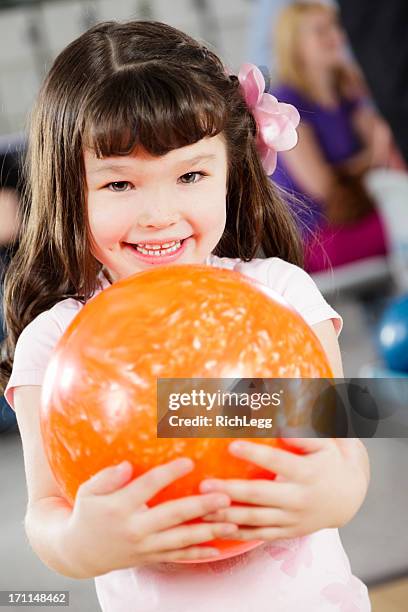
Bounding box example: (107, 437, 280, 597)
(125, 238, 187, 257)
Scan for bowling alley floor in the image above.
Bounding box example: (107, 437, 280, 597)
(1, 292, 408, 611)
(369, 577, 408, 612)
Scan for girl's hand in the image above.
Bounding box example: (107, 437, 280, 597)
(199, 438, 370, 541)
(65, 457, 238, 577)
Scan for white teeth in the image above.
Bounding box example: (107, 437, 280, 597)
(138, 241, 176, 250)
(134, 240, 182, 256)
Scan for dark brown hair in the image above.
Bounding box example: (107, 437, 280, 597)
(0, 20, 303, 393)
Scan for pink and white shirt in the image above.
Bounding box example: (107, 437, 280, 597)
(5, 255, 370, 612)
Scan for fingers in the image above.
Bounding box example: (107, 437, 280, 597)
(116, 458, 195, 505)
(146, 546, 223, 563)
(132, 492, 233, 535)
(226, 526, 290, 541)
(226, 441, 315, 482)
(136, 521, 239, 554)
(79, 461, 134, 497)
(201, 505, 293, 528)
(199, 479, 299, 508)
(278, 437, 332, 454)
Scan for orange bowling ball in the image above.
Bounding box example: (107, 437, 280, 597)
(40, 264, 332, 562)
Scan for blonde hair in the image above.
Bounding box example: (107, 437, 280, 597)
(274, 1, 343, 100)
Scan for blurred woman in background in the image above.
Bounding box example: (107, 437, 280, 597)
(271, 1, 405, 273)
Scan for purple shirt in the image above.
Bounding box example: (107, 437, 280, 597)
(271, 84, 363, 231)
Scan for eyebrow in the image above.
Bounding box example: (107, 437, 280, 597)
(89, 164, 134, 175)
(181, 154, 217, 165)
(88, 154, 217, 175)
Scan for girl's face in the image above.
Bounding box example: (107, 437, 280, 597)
(296, 9, 345, 70)
(85, 134, 228, 282)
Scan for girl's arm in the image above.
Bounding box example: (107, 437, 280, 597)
(311, 319, 369, 476)
(14, 386, 82, 577)
(311, 319, 344, 377)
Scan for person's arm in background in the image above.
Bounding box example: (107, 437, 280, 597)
(337, 105, 392, 176)
(340, 101, 406, 175)
(279, 123, 374, 224)
(279, 123, 333, 202)
(334, 60, 400, 173)
(338, 0, 408, 165)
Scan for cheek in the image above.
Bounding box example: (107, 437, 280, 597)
(193, 188, 226, 233)
(88, 200, 128, 246)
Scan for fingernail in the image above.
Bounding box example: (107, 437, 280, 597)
(220, 524, 238, 534)
(175, 458, 194, 471)
(214, 494, 230, 507)
(200, 480, 223, 492)
(114, 461, 132, 477)
(91, 462, 128, 483)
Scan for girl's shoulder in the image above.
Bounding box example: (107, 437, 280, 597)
(5, 273, 108, 410)
(207, 254, 342, 335)
(208, 252, 314, 292)
(18, 297, 83, 346)
(4, 297, 84, 410)
(16, 271, 108, 347)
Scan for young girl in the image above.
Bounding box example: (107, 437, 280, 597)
(0, 21, 370, 612)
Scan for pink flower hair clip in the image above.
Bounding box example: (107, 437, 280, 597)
(237, 63, 300, 175)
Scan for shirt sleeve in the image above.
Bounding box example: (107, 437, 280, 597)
(4, 310, 63, 411)
(268, 261, 343, 336)
(234, 257, 343, 337)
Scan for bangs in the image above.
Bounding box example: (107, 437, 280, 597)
(81, 66, 227, 158)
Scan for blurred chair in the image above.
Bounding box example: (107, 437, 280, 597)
(311, 255, 392, 298)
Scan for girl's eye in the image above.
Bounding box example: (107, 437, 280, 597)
(107, 181, 132, 192)
(179, 172, 206, 184)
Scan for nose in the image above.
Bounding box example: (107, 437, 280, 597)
(137, 198, 181, 230)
